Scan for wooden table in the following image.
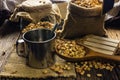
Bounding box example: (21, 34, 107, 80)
(0, 22, 120, 80)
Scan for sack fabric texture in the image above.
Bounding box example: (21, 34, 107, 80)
(10, 0, 62, 24)
(61, 2, 106, 39)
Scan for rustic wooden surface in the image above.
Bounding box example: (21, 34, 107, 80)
(0, 27, 120, 80)
(0, 32, 19, 72)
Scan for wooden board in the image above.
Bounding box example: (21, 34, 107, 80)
(80, 34, 120, 55)
(0, 32, 19, 71)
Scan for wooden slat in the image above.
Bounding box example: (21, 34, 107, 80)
(81, 34, 120, 55)
(0, 32, 19, 71)
(86, 45, 114, 55)
(86, 35, 120, 43)
(83, 41, 116, 52)
(86, 37, 118, 47)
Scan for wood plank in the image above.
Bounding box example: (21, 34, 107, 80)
(0, 32, 19, 71)
(86, 35, 119, 43)
(86, 37, 119, 47)
(83, 41, 116, 52)
(81, 34, 120, 55)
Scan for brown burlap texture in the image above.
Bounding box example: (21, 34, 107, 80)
(0, 49, 76, 79)
(10, 0, 62, 24)
(61, 2, 106, 39)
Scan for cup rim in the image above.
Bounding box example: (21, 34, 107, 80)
(22, 28, 56, 43)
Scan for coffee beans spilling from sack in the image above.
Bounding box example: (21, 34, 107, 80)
(22, 21, 53, 33)
(55, 39, 86, 58)
(71, 0, 102, 8)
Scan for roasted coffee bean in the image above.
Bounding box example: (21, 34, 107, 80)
(71, 0, 102, 8)
(22, 22, 53, 33)
(55, 39, 86, 58)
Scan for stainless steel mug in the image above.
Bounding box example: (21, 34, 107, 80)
(17, 28, 56, 69)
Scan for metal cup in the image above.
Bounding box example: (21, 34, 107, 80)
(17, 28, 56, 69)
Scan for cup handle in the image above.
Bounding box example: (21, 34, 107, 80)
(16, 39, 26, 57)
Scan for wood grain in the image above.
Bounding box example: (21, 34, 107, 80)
(0, 32, 19, 71)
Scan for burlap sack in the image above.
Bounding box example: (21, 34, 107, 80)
(10, 0, 61, 24)
(61, 2, 106, 39)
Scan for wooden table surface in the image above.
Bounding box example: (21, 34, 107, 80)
(0, 27, 120, 80)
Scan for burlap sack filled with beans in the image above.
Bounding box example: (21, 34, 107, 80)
(10, 0, 61, 23)
(61, 0, 106, 39)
